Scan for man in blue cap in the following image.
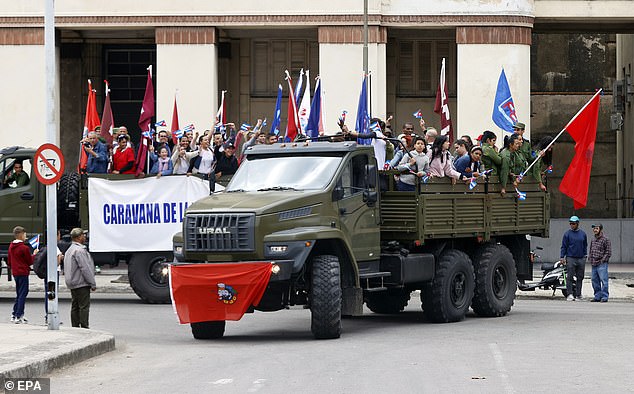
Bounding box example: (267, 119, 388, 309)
(560, 215, 588, 301)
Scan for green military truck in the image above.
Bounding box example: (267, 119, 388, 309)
(172, 140, 550, 339)
(0, 146, 209, 303)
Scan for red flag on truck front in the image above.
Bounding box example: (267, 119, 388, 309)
(169, 263, 272, 324)
(558, 90, 601, 210)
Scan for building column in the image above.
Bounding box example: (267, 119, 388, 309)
(318, 26, 387, 132)
(156, 27, 218, 133)
(0, 28, 47, 147)
(456, 26, 532, 144)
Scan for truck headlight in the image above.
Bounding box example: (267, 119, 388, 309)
(173, 243, 184, 261)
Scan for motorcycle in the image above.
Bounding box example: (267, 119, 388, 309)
(517, 247, 576, 297)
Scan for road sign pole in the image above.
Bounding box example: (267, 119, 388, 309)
(46, 184, 60, 330)
(45, 0, 60, 330)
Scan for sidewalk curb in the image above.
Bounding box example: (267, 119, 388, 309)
(0, 326, 115, 379)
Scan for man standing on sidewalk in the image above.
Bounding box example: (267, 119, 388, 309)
(64, 228, 96, 328)
(589, 223, 611, 302)
(560, 216, 588, 301)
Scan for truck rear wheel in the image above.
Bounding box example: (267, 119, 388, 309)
(191, 321, 225, 339)
(421, 249, 474, 323)
(128, 252, 172, 304)
(471, 243, 516, 317)
(365, 290, 410, 314)
(310, 255, 342, 339)
(57, 172, 80, 229)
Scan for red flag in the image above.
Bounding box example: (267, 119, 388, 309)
(433, 58, 453, 144)
(100, 80, 114, 146)
(558, 90, 601, 210)
(169, 263, 272, 324)
(135, 66, 154, 175)
(285, 70, 300, 141)
(79, 80, 101, 172)
(170, 95, 180, 145)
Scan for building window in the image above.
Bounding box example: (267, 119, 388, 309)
(104, 45, 156, 133)
(251, 39, 319, 97)
(396, 40, 455, 97)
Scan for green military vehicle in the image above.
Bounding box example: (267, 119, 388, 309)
(1, 146, 209, 303)
(172, 140, 550, 339)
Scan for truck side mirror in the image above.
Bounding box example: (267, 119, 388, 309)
(332, 185, 344, 201)
(365, 164, 377, 189)
(363, 190, 377, 206)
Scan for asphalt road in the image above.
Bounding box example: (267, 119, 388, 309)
(11, 294, 629, 394)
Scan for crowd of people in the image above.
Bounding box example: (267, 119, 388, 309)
(79, 113, 553, 196)
(340, 116, 552, 194)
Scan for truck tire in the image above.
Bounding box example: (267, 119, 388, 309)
(365, 290, 410, 314)
(191, 321, 225, 339)
(128, 252, 172, 304)
(421, 249, 474, 323)
(471, 243, 517, 317)
(310, 255, 342, 339)
(57, 173, 80, 229)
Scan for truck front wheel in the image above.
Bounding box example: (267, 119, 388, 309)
(471, 243, 516, 317)
(421, 249, 474, 323)
(310, 255, 342, 339)
(365, 290, 410, 314)
(191, 321, 225, 339)
(128, 252, 172, 304)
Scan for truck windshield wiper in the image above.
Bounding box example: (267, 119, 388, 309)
(257, 186, 299, 192)
(226, 189, 246, 193)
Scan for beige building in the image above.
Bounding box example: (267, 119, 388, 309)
(0, 0, 633, 218)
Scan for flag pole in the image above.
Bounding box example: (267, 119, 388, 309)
(521, 89, 602, 177)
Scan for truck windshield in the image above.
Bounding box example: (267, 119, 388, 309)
(226, 155, 342, 192)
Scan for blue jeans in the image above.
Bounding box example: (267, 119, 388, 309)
(591, 263, 609, 301)
(13, 275, 29, 318)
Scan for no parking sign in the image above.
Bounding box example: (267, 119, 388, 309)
(34, 143, 65, 185)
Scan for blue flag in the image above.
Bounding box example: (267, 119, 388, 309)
(306, 78, 322, 139)
(492, 69, 518, 133)
(28, 234, 40, 250)
(270, 84, 283, 136)
(355, 75, 370, 145)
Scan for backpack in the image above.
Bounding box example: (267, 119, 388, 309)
(32, 246, 48, 279)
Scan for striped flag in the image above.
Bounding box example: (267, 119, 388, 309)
(183, 124, 195, 133)
(412, 109, 423, 119)
(515, 188, 527, 201)
(338, 110, 348, 125)
(155, 120, 167, 127)
(240, 123, 252, 131)
(469, 177, 478, 190)
(28, 234, 40, 250)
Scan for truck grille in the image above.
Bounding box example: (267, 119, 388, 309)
(184, 213, 255, 252)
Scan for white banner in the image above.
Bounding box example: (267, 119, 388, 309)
(88, 176, 212, 252)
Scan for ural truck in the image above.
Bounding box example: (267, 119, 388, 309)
(0, 146, 209, 303)
(171, 141, 550, 339)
